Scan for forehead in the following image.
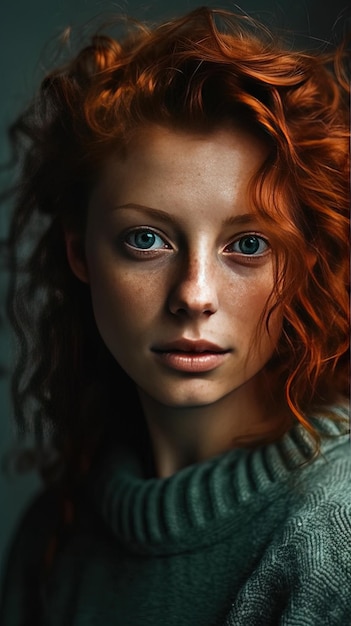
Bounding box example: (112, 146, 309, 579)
(125, 122, 268, 161)
(91, 123, 270, 202)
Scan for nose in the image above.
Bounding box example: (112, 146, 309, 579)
(167, 252, 219, 319)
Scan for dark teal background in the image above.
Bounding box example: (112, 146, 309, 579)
(0, 0, 348, 569)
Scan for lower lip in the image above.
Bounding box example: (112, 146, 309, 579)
(153, 351, 229, 373)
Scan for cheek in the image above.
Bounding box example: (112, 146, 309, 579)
(227, 272, 274, 322)
(88, 259, 164, 334)
(231, 274, 281, 350)
(252, 294, 283, 355)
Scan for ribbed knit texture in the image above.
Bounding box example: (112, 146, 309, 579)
(1, 410, 350, 625)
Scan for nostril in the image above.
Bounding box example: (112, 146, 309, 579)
(169, 301, 217, 318)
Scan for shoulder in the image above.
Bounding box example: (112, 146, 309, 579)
(295, 420, 350, 503)
(269, 436, 351, 622)
(1, 487, 60, 567)
(227, 440, 351, 625)
(282, 463, 351, 571)
(284, 423, 351, 540)
(281, 409, 350, 507)
(0, 487, 60, 625)
(269, 487, 351, 623)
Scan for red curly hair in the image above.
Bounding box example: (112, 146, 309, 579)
(4, 6, 350, 483)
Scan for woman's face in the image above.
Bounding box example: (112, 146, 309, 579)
(68, 124, 282, 410)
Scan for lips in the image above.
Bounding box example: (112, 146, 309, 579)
(152, 339, 228, 354)
(151, 339, 230, 373)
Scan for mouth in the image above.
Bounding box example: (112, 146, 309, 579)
(152, 339, 228, 354)
(151, 339, 231, 373)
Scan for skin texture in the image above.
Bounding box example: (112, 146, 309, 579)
(66, 124, 284, 476)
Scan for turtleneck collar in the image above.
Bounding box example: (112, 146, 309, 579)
(85, 414, 348, 556)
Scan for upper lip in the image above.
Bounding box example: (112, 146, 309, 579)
(152, 339, 228, 353)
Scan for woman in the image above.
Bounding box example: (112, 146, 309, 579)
(0, 6, 350, 625)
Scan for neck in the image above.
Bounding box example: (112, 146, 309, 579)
(138, 373, 290, 478)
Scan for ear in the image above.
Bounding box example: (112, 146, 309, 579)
(64, 230, 89, 284)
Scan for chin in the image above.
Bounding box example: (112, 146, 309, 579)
(146, 382, 231, 409)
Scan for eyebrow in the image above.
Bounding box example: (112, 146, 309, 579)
(112, 203, 257, 227)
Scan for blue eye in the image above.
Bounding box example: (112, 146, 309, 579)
(228, 235, 269, 256)
(125, 229, 168, 250)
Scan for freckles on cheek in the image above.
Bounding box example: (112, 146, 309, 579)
(228, 279, 273, 319)
(228, 276, 279, 347)
(92, 267, 160, 323)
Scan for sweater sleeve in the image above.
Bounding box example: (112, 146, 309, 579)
(225, 498, 351, 626)
(0, 488, 59, 626)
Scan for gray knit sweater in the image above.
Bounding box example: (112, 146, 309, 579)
(1, 411, 350, 625)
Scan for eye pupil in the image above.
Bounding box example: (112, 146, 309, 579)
(135, 232, 156, 249)
(239, 236, 260, 254)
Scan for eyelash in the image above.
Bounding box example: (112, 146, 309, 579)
(124, 228, 171, 253)
(122, 227, 270, 259)
(223, 234, 270, 257)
